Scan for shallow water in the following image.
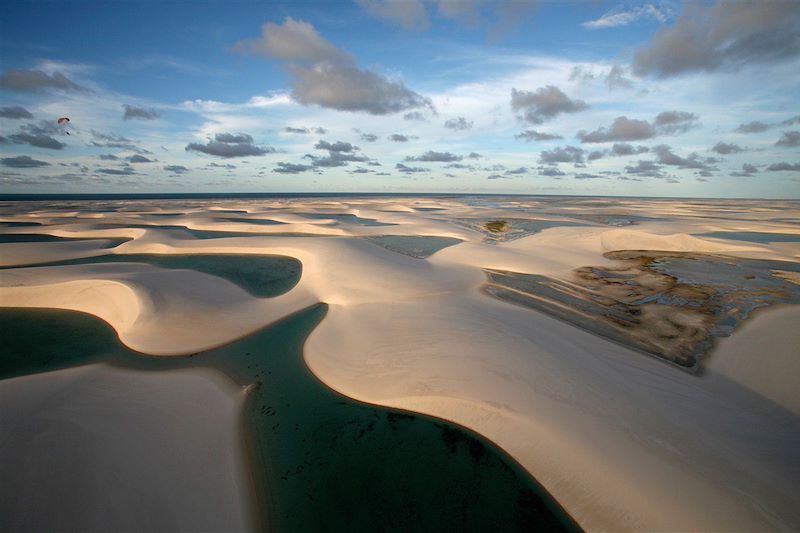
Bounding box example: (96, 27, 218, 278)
(0, 307, 576, 532)
(365, 235, 462, 258)
(698, 231, 800, 243)
(298, 212, 397, 226)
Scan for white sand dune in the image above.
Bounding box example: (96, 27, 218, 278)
(0, 364, 252, 532)
(1, 196, 799, 531)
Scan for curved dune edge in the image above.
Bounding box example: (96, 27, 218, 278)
(2, 205, 800, 532)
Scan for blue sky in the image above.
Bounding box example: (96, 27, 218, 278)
(1, 0, 798, 197)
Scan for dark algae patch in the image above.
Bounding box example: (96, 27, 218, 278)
(0, 303, 577, 532)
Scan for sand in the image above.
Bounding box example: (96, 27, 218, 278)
(1, 196, 799, 531)
(0, 364, 252, 532)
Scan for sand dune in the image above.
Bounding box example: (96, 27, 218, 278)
(2, 196, 799, 531)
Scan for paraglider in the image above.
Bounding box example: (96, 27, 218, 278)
(57, 117, 70, 135)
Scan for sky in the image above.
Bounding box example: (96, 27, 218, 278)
(0, 0, 799, 197)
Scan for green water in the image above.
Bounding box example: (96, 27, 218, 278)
(1, 254, 301, 298)
(365, 235, 463, 258)
(698, 231, 800, 243)
(0, 233, 129, 247)
(0, 305, 577, 532)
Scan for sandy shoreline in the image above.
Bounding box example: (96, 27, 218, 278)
(2, 196, 799, 531)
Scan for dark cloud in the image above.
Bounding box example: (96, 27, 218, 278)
(504, 167, 528, 175)
(0, 106, 33, 119)
(653, 144, 718, 170)
(511, 86, 588, 124)
(574, 173, 604, 180)
(98, 154, 119, 160)
(127, 155, 153, 163)
(569, 66, 595, 83)
(624, 160, 665, 178)
(767, 162, 800, 171)
(775, 131, 800, 147)
(734, 121, 771, 134)
(122, 104, 160, 121)
(444, 117, 473, 130)
(539, 146, 585, 164)
(367, 161, 382, 166)
(578, 116, 655, 143)
(487, 174, 509, 180)
(395, 163, 428, 173)
(96, 166, 136, 175)
(0, 69, 87, 92)
(633, 0, 800, 78)
(467, 152, 482, 159)
(235, 18, 433, 115)
(514, 129, 563, 141)
(285, 126, 327, 134)
(605, 65, 633, 89)
(711, 142, 745, 155)
(587, 150, 605, 161)
(186, 132, 275, 158)
(780, 115, 800, 127)
(314, 140, 357, 152)
(360, 133, 379, 142)
(610, 143, 650, 156)
(273, 161, 314, 174)
(348, 167, 372, 174)
(208, 162, 237, 169)
(389, 133, 416, 142)
(538, 167, 566, 177)
(731, 163, 758, 177)
(89, 130, 146, 152)
(653, 110, 698, 134)
(8, 121, 67, 150)
(164, 165, 189, 174)
(1, 155, 50, 168)
(403, 111, 426, 121)
(405, 151, 463, 162)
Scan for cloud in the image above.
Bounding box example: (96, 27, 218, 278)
(583, 3, 671, 29)
(467, 152, 482, 159)
(711, 142, 745, 155)
(574, 173, 604, 179)
(403, 111, 426, 121)
(775, 131, 800, 147)
(0, 106, 33, 119)
(767, 162, 800, 171)
(1, 155, 50, 168)
(510, 85, 588, 124)
(89, 130, 146, 152)
(653, 110, 698, 134)
(360, 133, 379, 142)
(652, 144, 718, 170)
(127, 154, 153, 163)
(538, 166, 566, 177)
(164, 165, 189, 174)
(273, 161, 314, 174)
(444, 117, 473, 130)
(208, 162, 237, 169)
(354, 0, 428, 30)
(633, 0, 800, 78)
(734, 121, 771, 134)
(8, 121, 66, 150)
(504, 167, 528, 175)
(610, 143, 650, 156)
(314, 140, 357, 152)
(780, 115, 800, 127)
(98, 154, 119, 160)
(0, 69, 87, 92)
(578, 116, 655, 143)
(624, 160, 665, 178)
(186, 132, 275, 158)
(405, 151, 463, 162)
(731, 163, 759, 177)
(514, 129, 562, 142)
(304, 140, 369, 167)
(395, 162, 428, 173)
(587, 150, 604, 161)
(96, 166, 137, 175)
(389, 133, 416, 142)
(539, 146, 584, 164)
(487, 173, 509, 180)
(605, 65, 633, 89)
(122, 104, 160, 121)
(285, 126, 310, 134)
(234, 18, 432, 115)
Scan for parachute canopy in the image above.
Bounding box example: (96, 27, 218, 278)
(57, 117, 70, 124)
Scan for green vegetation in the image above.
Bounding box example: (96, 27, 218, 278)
(485, 220, 509, 233)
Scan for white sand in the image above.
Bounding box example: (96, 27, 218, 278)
(0, 364, 252, 532)
(2, 197, 799, 531)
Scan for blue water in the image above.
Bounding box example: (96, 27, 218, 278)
(698, 231, 800, 243)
